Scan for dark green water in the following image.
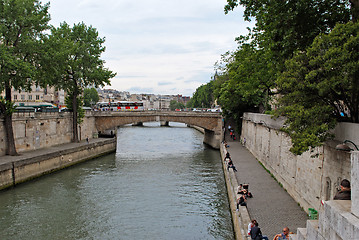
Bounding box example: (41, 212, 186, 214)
(0, 122, 233, 240)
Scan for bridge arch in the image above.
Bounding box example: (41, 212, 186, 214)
(94, 111, 223, 149)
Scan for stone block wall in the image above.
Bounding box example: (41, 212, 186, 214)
(289, 152, 359, 240)
(0, 112, 97, 156)
(241, 113, 354, 212)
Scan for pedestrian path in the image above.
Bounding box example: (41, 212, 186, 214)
(225, 137, 308, 239)
(0, 138, 111, 165)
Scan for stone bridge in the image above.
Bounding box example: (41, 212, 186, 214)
(93, 111, 223, 149)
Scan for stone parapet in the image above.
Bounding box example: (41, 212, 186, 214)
(220, 143, 246, 240)
(352, 151, 359, 217)
(295, 228, 307, 240)
(294, 200, 359, 240)
(321, 200, 358, 240)
(0, 112, 97, 156)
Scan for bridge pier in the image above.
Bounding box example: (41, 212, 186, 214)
(203, 129, 221, 149)
(160, 121, 169, 126)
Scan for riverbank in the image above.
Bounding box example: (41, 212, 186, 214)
(0, 138, 116, 190)
(220, 142, 250, 240)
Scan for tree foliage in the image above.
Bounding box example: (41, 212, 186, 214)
(84, 88, 99, 107)
(42, 22, 116, 142)
(214, 0, 358, 155)
(276, 21, 359, 154)
(169, 100, 185, 111)
(191, 81, 214, 108)
(0, 0, 50, 155)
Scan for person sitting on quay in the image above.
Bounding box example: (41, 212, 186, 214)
(334, 179, 351, 200)
(237, 184, 243, 194)
(236, 194, 247, 209)
(224, 152, 231, 162)
(242, 189, 253, 198)
(248, 219, 257, 236)
(273, 227, 290, 240)
(227, 158, 237, 172)
(250, 221, 269, 240)
(238, 184, 253, 198)
(222, 140, 229, 148)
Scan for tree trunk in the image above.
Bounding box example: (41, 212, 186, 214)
(3, 113, 18, 155)
(72, 91, 79, 142)
(1, 86, 18, 155)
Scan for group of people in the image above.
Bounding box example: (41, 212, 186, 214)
(228, 125, 236, 140)
(236, 183, 253, 208)
(248, 179, 351, 240)
(222, 125, 352, 240)
(248, 220, 292, 240)
(247, 220, 270, 240)
(224, 152, 237, 172)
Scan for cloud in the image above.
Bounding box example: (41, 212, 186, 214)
(49, 0, 253, 96)
(158, 82, 173, 86)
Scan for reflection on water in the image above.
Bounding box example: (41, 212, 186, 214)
(0, 122, 233, 240)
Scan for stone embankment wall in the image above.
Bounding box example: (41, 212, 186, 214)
(241, 113, 355, 212)
(0, 112, 97, 156)
(0, 138, 116, 190)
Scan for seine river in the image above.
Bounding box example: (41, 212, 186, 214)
(0, 122, 234, 240)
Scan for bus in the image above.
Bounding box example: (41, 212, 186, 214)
(14, 102, 59, 112)
(96, 101, 144, 111)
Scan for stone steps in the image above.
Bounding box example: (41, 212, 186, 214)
(291, 200, 359, 240)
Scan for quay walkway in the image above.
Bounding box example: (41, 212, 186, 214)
(225, 135, 308, 239)
(0, 138, 112, 166)
(0, 138, 116, 190)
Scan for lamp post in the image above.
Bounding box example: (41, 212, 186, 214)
(336, 140, 359, 151)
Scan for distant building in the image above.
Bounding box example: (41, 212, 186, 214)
(1, 85, 65, 107)
(94, 88, 191, 111)
(98, 89, 130, 102)
(176, 94, 191, 106)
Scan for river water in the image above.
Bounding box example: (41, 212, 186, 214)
(0, 122, 233, 240)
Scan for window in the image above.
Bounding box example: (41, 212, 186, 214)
(28, 95, 32, 100)
(14, 95, 17, 100)
(21, 95, 25, 100)
(36, 95, 40, 100)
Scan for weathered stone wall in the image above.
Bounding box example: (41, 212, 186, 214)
(241, 113, 354, 212)
(0, 112, 97, 156)
(1, 111, 223, 155)
(0, 138, 116, 190)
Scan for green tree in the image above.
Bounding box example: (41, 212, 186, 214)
(276, 21, 359, 155)
(219, 0, 358, 154)
(223, 0, 351, 95)
(169, 100, 185, 111)
(215, 43, 275, 113)
(0, 0, 50, 155)
(43, 22, 116, 142)
(191, 81, 214, 108)
(84, 88, 99, 107)
(186, 98, 193, 108)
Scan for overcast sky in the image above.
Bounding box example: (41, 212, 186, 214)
(48, 0, 252, 96)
